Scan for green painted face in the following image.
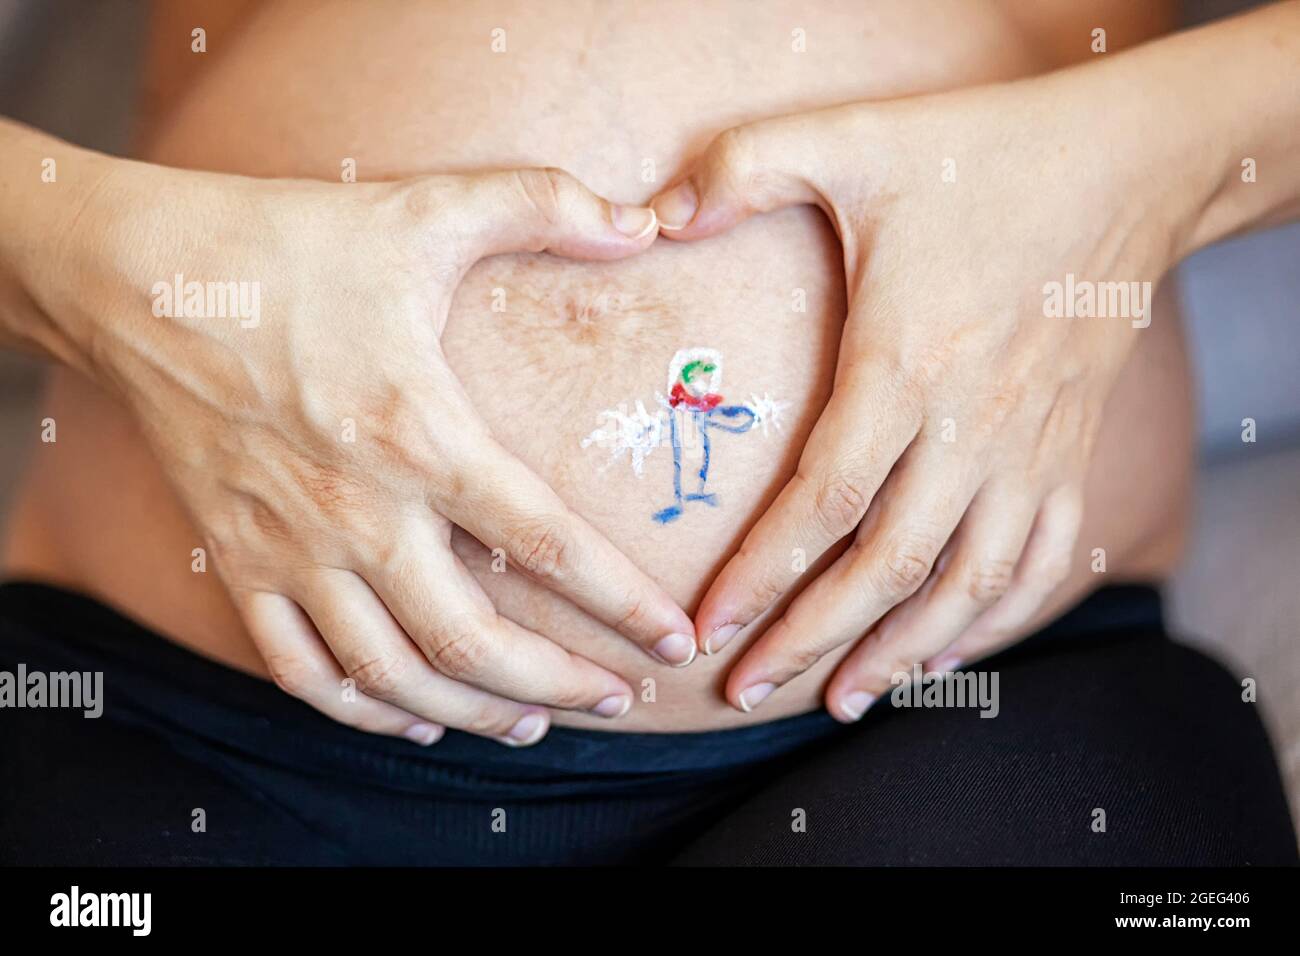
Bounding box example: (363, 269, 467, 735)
(680, 360, 717, 396)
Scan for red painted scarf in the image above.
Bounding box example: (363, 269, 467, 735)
(669, 382, 723, 410)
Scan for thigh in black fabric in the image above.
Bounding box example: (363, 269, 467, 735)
(0, 703, 343, 865)
(671, 632, 1298, 866)
(0, 582, 843, 865)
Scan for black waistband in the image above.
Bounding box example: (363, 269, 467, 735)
(0, 579, 1164, 788)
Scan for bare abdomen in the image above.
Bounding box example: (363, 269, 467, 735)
(2, 0, 1191, 731)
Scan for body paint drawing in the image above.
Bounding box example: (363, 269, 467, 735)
(581, 347, 789, 524)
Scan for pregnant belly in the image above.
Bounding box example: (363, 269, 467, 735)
(441, 210, 846, 729)
(2, 0, 1185, 731)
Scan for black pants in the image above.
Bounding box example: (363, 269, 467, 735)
(0, 581, 1293, 865)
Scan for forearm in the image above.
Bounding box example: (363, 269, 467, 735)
(1061, 0, 1300, 263)
(0, 118, 118, 372)
(0, 117, 275, 402)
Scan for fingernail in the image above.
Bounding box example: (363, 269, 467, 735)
(840, 691, 876, 723)
(703, 622, 742, 656)
(501, 712, 548, 747)
(591, 694, 631, 718)
(738, 682, 777, 713)
(654, 182, 698, 231)
(403, 723, 443, 746)
(611, 204, 658, 239)
(932, 655, 963, 673)
(652, 632, 697, 667)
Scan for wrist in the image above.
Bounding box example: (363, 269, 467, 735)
(0, 125, 94, 364)
(1025, 51, 1224, 280)
(0, 126, 114, 372)
(1043, 2, 1300, 266)
(26, 148, 202, 395)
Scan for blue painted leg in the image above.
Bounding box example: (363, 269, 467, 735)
(652, 504, 683, 523)
(683, 492, 718, 506)
(653, 410, 685, 523)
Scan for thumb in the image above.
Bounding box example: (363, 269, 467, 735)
(450, 167, 659, 263)
(651, 115, 829, 241)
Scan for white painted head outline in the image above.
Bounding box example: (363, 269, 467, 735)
(667, 347, 723, 398)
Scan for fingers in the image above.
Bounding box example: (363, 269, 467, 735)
(824, 482, 1039, 722)
(450, 167, 660, 262)
(930, 484, 1084, 667)
(724, 443, 978, 713)
(694, 380, 918, 656)
(365, 521, 640, 711)
(650, 113, 832, 240)
(295, 568, 573, 745)
(237, 588, 445, 745)
(439, 436, 698, 666)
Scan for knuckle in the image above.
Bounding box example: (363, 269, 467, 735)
(712, 125, 780, 213)
(545, 681, 591, 712)
(264, 653, 314, 699)
(966, 557, 1017, 606)
(725, 542, 790, 615)
(428, 623, 491, 680)
(913, 343, 954, 391)
(841, 639, 892, 690)
(612, 595, 650, 636)
(749, 567, 789, 612)
(810, 470, 870, 539)
(423, 446, 473, 504)
(513, 167, 568, 226)
(784, 640, 827, 676)
(874, 536, 938, 600)
(349, 654, 409, 699)
(373, 545, 418, 596)
(505, 518, 572, 581)
(461, 704, 519, 738)
(401, 176, 454, 229)
(712, 126, 771, 209)
(879, 653, 919, 688)
(714, 126, 755, 177)
(765, 621, 824, 676)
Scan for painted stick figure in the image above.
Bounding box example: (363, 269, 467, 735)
(581, 347, 789, 525)
(653, 348, 755, 524)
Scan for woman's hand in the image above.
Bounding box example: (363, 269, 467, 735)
(36, 154, 694, 745)
(650, 75, 1187, 720)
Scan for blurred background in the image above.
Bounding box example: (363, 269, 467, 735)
(1, 0, 1297, 821)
